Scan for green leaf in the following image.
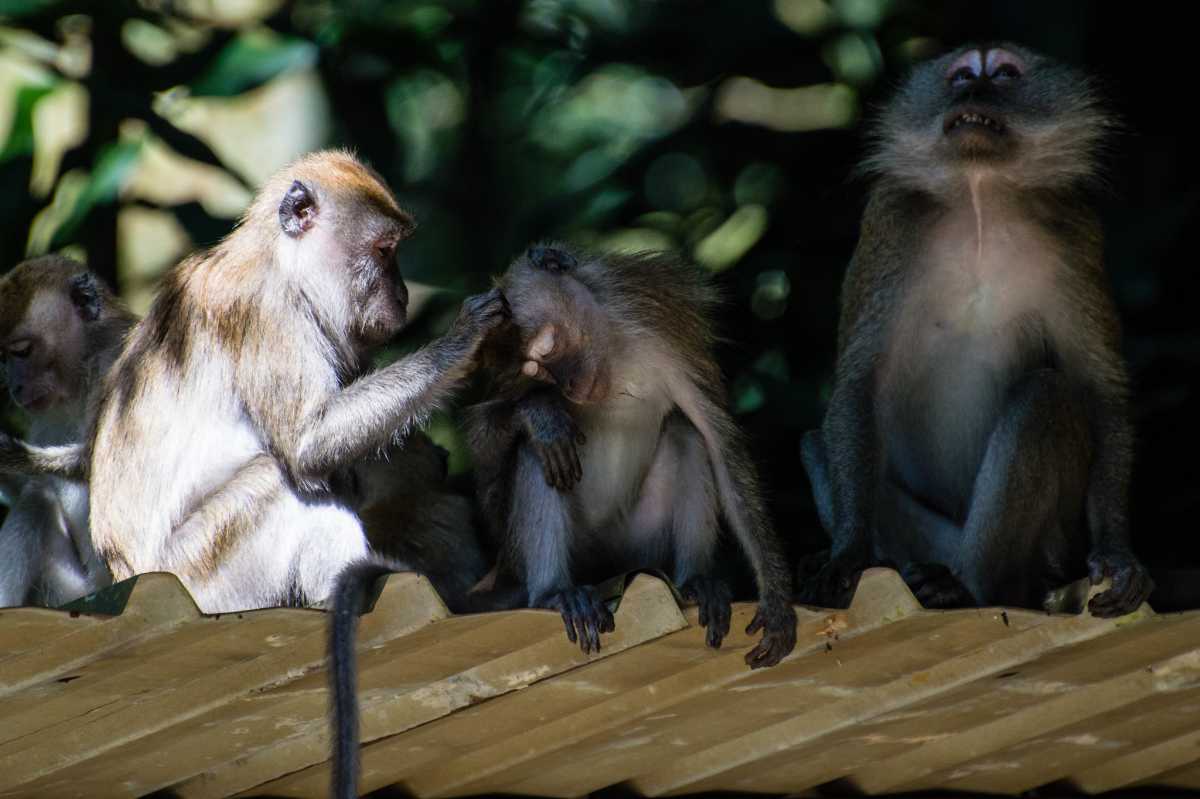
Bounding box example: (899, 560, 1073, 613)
(0, 84, 54, 162)
(190, 30, 318, 98)
(48, 139, 143, 251)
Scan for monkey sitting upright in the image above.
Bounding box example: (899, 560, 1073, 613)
(83, 150, 508, 614)
(800, 43, 1153, 616)
(0, 256, 134, 607)
(466, 244, 797, 667)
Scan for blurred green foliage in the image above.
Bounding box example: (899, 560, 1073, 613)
(1, 1, 1198, 565)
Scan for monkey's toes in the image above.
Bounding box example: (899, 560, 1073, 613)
(542, 586, 615, 654)
(795, 554, 863, 609)
(744, 602, 798, 668)
(900, 562, 976, 609)
(1087, 551, 1154, 618)
(681, 576, 732, 649)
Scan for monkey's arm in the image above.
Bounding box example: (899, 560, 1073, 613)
(0, 433, 87, 481)
(1075, 332, 1153, 617)
(277, 290, 508, 484)
(675, 384, 797, 668)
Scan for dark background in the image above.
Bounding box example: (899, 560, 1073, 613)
(0, 0, 1196, 575)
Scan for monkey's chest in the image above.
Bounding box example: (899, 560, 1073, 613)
(572, 402, 668, 532)
(878, 256, 1057, 509)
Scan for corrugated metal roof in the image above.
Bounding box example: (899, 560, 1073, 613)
(0, 568, 1196, 798)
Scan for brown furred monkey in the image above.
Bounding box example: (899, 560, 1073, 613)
(0, 256, 134, 607)
(466, 244, 797, 667)
(801, 43, 1153, 616)
(85, 150, 508, 613)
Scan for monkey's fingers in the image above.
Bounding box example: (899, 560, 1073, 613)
(523, 360, 557, 385)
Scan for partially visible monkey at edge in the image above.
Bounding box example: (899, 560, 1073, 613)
(800, 43, 1153, 616)
(466, 244, 798, 666)
(0, 256, 134, 607)
(82, 150, 506, 614)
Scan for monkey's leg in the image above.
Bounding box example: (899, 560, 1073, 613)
(634, 414, 730, 649)
(800, 430, 835, 534)
(511, 447, 613, 654)
(955, 369, 1092, 609)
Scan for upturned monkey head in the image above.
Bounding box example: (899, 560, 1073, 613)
(251, 150, 416, 352)
(865, 43, 1112, 193)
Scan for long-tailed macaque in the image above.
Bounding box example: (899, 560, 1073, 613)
(84, 150, 507, 613)
(801, 43, 1153, 617)
(466, 244, 797, 666)
(0, 256, 133, 607)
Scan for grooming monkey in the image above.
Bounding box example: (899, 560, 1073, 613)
(83, 150, 506, 613)
(801, 43, 1153, 616)
(0, 256, 134, 607)
(466, 244, 797, 666)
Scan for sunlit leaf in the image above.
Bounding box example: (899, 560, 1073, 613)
(190, 30, 318, 97)
(0, 84, 53, 162)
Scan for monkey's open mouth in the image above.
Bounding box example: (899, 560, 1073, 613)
(945, 111, 1005, 135)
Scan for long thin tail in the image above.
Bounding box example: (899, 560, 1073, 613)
(329, 559, 396, 799)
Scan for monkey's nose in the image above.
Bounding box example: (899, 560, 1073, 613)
(984, 48, 1024, 80)
(946, 49, 983, 83)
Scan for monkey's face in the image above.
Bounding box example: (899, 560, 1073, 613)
(276, 174, 415, 352)
(0, 287, 86, 417)
(502, 248, 613, 405)
(870, 42, 1110, 190)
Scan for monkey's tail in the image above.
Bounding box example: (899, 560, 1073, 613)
(329, 559, 395, 799)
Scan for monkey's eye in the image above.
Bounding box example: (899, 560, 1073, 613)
(949, 67, 975, 87)
(992, 64, 1021, 82)
(6, 339, 31, 359)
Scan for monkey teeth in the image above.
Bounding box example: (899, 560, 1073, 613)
(949, 112, 1003, 132)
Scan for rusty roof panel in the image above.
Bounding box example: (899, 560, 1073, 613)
(0, 568, 1195, 798)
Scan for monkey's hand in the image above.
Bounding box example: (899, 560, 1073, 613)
(450, 287, 511, 355)
(744, 598, 797, 668)
(538, 585, 615, 655)
(1087, 547, 1154, 618)
(680, 575, 732, 649)
(794, 550, 865, 609)
(520, 397, 585, 491)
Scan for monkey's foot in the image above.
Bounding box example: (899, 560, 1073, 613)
(539, 585, 615, 654)
(1087, 547, 1155, 617)
(680, 576, 732, 648)
(744, 599, 798, 668)
(900, 562, 975, 609)
(794, 552, 864, 609)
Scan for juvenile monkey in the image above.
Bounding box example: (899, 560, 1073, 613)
(85, 150, 507, 613)
(0, 256, 134, 607)
(466, 244, 797, 666)
(801, 43, 1153, 616)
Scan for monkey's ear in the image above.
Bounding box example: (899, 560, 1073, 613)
(68, 273, 102, 322)
(279, 180, 318, 238)
(527, 246, 577, 273)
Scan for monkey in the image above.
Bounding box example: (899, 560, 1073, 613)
(351, 431, 489, 609)
(82, 150, 508, 614)
(799, 43, 1153, 617)
(0, 255, 135, 607)
(463, 244, 798, 667)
